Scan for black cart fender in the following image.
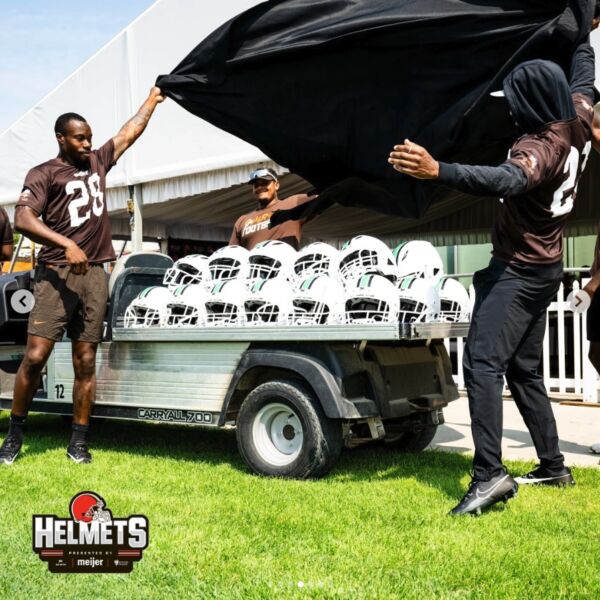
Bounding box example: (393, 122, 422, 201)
(218, 348, 378, 425)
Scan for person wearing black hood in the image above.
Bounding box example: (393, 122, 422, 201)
(389, 36, 595, 515)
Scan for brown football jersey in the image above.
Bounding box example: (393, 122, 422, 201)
(493, 93, 593, 264)
(230, 194, 315, 250)
(0, 207, 12, 245)
(0, 206, 13, 269)
(16, 140, 117, 265)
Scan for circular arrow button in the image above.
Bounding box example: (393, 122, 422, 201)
(568, 290, 591, 314)
(10, 289, 35, 314)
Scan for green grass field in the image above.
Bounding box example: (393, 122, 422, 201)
(0, 412, 599, 600)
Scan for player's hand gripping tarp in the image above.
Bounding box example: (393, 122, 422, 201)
(157, 0, 594, 221)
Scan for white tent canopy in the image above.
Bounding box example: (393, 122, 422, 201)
(0, 0, 276, 242)
(2, 1, 600, 247)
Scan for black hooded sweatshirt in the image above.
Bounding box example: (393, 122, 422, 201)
(437, 41, 595, 264)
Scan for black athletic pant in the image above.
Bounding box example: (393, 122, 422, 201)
(463, 258, 565, 481)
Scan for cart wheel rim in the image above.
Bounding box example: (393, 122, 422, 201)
(252, 402, 304, 467)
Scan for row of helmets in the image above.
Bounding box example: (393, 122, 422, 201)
(123, 237, 471, 329)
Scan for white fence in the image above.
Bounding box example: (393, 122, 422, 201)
(444, 276, 599, 403)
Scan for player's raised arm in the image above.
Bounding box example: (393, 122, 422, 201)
(112, 86, 164, 161)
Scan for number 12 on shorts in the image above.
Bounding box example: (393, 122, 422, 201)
(66, 173, 104, 227)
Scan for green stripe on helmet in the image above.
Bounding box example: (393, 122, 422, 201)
(174, 284, 190, 297)
(301, 275, 319, 290)
(392, 242, 407, 260)
(140, 287, 156, 299)
(358, 275, 373, 289)
(251, 280, 267, 293)
(399, 276, 415, 290)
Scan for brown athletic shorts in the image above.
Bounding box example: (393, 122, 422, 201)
(28, 264, 108, 343)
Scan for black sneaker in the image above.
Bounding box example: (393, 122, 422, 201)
(0, 435, 23, 465)
(67, 444, 92, 464)
(449, 472, 518, 516)
(515, 465, 574, 486)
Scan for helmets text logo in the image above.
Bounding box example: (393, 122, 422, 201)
(32, 491, 149, 573)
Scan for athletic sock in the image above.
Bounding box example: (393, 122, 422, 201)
(8, 414, 26, 442)
(69, 423, 89, 447)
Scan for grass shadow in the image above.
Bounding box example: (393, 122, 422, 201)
(2, 413, 533, 505)
(3, 413, 243, 469)
(333, 442, 475, 500)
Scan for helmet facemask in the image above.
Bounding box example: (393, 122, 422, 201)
(166, 304, 201, 327)
(209, 257, 243, 281)
(245, 300, 281, 324)
(345, 297, 393, 324)
(339, 249, 379, 280)
(205, 302, 242, 326)
(398, 298, 428, 323)
(124, 305, 164, 328)
(123, 287, 171, 328)
(292, 299, 330, 325)
(247, 256, 283, 281)
(439, 298, 462, 322)
(294, 253, 333, 279)
(164, 255, 210, 288)
(164, 263, 201, 287)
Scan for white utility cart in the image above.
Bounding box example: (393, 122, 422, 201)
(0, 257, 468, 478)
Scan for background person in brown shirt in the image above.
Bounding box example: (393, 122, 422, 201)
(390, 38, 595, 514)
(0, 87, 164, 466)
(229, 167, 315, 250)
(0, 207, 13, 269)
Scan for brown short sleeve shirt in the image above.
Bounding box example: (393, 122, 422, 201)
(16, 140, 117, 265)
(230, 194, 315, 250)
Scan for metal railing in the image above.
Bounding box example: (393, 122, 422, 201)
(444, 269, 598, 402)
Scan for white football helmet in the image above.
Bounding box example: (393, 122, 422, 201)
(291, 275, 346, 325)
(397, 276, 440, 323)
(393, 241, 444, 282)
(123, 286, 172, 328)
(165, 284, 209, 327)
(205, 280, 247, 326)
(338, 236, 397, 283)
(293, 242, 340, 281)
(436, 278, 471, 322)
(246, 240, 297, 282)
(208, 245, 249, 281)
(344, 274, 399, 324)
(163, 254, 210, 289)
(244, 279, 294, 325)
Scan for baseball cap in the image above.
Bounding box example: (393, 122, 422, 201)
(248, 167, 278, 184)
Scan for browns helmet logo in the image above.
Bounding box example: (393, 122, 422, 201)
(70, 492, 112, 524)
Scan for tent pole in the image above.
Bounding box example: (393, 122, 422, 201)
(127, 184, 143, 253)
(8, 234, 23, 273)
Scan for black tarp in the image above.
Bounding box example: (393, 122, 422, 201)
(157, 0, 593, 220)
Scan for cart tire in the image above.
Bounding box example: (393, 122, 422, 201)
(236, 380, 343, 479)
(384, 425, 438, 452)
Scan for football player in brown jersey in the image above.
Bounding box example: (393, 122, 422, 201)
(229, 167, 316, 250)
(390, 38, 595, 514)
(0, 207, 13, 268)
(0, 87, 164, 465)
